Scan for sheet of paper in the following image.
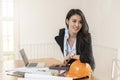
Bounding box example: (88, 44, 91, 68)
(6, 67, 49, 73)
(18, 77, 72, 80)
(24, 73, 72, 80)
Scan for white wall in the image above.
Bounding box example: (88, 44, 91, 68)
(19, 0, 120, 48)
(84, 0, 120, 49)
(19, 0, 85, 44)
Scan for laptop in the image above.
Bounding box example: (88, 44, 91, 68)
(19, 49, 45, 68)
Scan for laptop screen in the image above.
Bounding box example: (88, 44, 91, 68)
(19, 49, 29, 66)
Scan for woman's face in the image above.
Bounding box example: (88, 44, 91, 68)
(66, 14, 82, 35)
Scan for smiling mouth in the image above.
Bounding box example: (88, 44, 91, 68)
(73, 27, 79, 31)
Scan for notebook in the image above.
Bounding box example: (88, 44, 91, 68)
(19, 49, 45, 68)
(49, 59, 76, 70)
(6, 71, 25, 77)
(49, 65, 69, 70)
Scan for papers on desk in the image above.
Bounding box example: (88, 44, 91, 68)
(6, 67, 51, 77)
(18, 74, 72, 80)
(6, 67, 72, 80)
(6, 71, 25, 77)
(6, 67, 49, 73)
(18, 77, 72, 80)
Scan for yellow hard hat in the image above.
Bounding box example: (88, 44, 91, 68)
(66, 59, 92, 79)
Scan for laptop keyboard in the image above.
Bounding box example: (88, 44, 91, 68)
(28, 63, 37, 67)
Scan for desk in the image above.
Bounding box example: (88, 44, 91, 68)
(0, 58, 99, 80)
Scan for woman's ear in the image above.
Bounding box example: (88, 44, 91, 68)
(66, 19, 69, 25)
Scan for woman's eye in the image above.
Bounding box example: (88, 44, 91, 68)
(80, 21, 83, 24)
(73, 20, 76, 23)
(72, 20, 82, 24)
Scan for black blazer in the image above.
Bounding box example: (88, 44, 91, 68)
(55, 28, 95, 71)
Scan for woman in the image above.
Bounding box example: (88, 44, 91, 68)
(55, 9, 95, 71)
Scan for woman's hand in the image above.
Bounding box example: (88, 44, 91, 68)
(63, 55, 71, 66)
(72, 54, 80, 59)
(63, 54, 80, 66)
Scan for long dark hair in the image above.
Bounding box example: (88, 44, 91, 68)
(65, 9, 91, 54)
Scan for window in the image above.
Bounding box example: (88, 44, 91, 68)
(1, 0, 14, 52)
(0, 0, 19, 61)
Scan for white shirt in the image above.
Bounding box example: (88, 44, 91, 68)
(64, 27, 76, 56)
